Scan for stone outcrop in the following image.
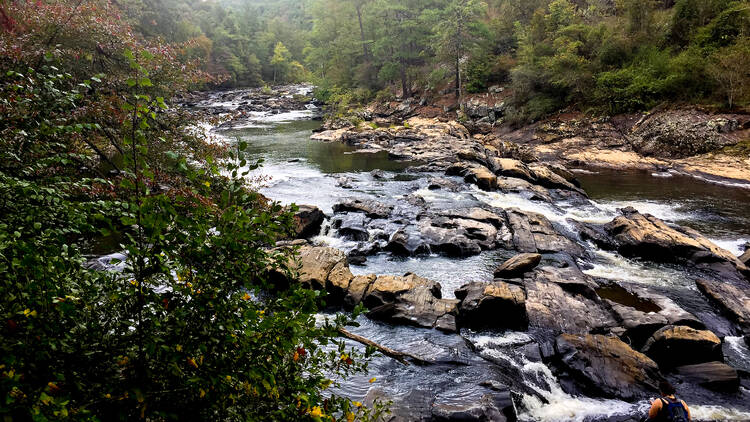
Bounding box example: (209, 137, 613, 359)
(362, 273, 458, 331)
(494, 253, 542, 278)
(696, 278, 750, 333)
(454, 281, 528, 330)
(289, 246, 457, 331)
(641, 325, 723, 369)
(675, 362, 740, 392)
(630, 111, 743, 158)
(554, 334, 662, 400)
(604, 207, 749, 279)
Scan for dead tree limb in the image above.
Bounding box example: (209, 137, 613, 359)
(337, 327, 432, 366)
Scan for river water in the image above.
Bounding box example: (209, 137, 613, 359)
(201, 90, 750, 421)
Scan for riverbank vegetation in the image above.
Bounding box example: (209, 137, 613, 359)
(0, 1, 384, 420)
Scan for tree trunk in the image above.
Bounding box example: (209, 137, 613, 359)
(356, 4, 369, 60)
(400, 64, 410, 98)
(455, 55, 460, 98)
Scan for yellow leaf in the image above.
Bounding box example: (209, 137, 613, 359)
(369, 377, 376, 383)
(347, 412, 355, 422)
(175, 344, 182, 352)
(309, 406, 324, 418)
(203, 181, 211, 188)
(354, 401, 362, 407)
(199, 389, 206, 398)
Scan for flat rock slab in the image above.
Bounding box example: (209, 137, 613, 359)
(675, 361, 740, 392)
(555, 334, 661, 400)
(506, 208, 584, 256)
(525, 278, 616, 335)
(696, 278, 750, 333)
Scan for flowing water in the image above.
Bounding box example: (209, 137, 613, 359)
(194, 89, 750, 421)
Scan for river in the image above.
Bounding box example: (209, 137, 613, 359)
(197, 87, 750, 421)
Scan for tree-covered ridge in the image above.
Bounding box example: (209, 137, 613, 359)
(121, 0, 749, 118)
(305, 0, 749, 118)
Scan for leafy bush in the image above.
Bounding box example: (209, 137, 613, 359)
(0, 2, 385, 421)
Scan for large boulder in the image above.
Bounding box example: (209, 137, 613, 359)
(454, 281, 528, 330)
(554, 334, 662, 400)
(605, 208, 749, 279)
(494, 253, 542, 278)
(291, 205, 324, 238)
(641, 325, 722, 369)
(295, 246, 349, 291)
(524, 271, 616, 335)
(528, 164, 587, 196)
(675, 362, 740, 392)
(464, 165, 498, 191)
(696, 278, 750, 333)
(489, 158, 536, 182)
(505, 208, 584, 256)
(362, 274, 459, 332)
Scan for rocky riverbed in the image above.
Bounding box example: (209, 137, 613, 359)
(171, 86, 750, 421)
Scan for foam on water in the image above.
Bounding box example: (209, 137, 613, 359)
(582, 248, 694, 289)
(709, 238, 749, 257)
(467, 332, 645, 422)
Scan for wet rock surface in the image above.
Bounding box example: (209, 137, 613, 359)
(494, 253, 542, 278)
(675, 362, 740, 392)
(641, 325, 723, 369)
(454, 281, 528, 330)
(553, 334, 662, 400)
(291, 205, 324, 238)
(601, 207, 749, 280)
(696, 278, 750, 333)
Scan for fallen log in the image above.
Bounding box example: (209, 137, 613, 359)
(338, 327, 432, 366)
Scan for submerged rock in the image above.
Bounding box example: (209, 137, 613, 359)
(554, 334, 661, 400)
(454, 281, 528, 330)
(641, 325, 723, 369)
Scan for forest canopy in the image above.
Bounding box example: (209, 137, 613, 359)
(125, 0, 750, 118)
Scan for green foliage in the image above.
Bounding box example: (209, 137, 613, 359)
(0, 2, 386, 421)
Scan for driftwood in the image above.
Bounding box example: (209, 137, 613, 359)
(337, 327, 432, 366)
